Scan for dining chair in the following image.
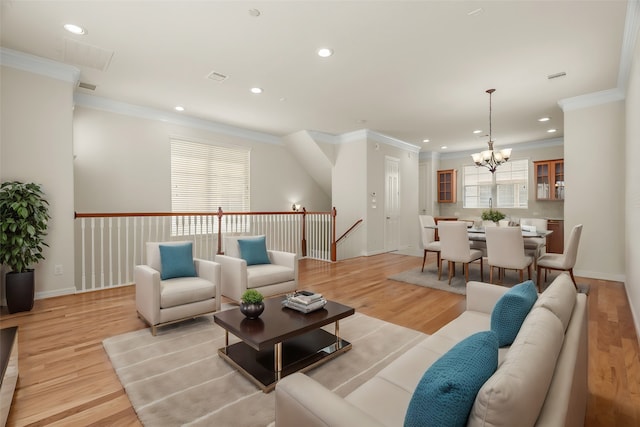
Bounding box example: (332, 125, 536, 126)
(536, 224, 583, 290)
(521, 218, 548, 266)
(485, 226, 533, 285)
(438, 221, 484, 285)
(418, 215, 441, 272)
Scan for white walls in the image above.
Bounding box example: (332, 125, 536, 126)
(0, 66, 76, 299)
(564, 101, 625, 281)
(332, 136, 367, 259)
(73, 107, 331, 213)
(625, 24, 640, 335)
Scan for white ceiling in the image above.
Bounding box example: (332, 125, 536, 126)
(0, 1, 632, 153)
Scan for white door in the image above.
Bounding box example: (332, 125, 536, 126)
(385, 156, 400, 251)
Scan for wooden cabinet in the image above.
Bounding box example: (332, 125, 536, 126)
(437, 169, 456, 203)
(546, 219, 564, 254)
(534, 159, 564, 201)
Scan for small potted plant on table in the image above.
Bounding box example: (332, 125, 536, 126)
(240, 289, 264, 319)
(481, 209, 506, 226)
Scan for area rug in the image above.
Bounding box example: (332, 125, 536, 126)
(103, 312, 426, 427)
(389, 262, 563, 295)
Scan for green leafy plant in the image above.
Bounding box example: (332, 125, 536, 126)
(481, 209, 506, 223)
(0, 181, 50, 273)
(241, 289, 264, 304)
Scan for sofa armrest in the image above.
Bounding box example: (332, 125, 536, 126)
(269, 250, 298, 283)
(275, 373, 384, 427)
(194, 258, 221, 311)
(134, 265, 161, 324)
(466, 281, 510, 314)
(215, 254, 248, 302)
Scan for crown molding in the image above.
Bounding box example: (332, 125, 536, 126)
(557, 88, 625, 112)
(0, 47, 80, 84)
(618, 0, 640, 91)
(74, 93, 282, 145)
(339, 129, 421, 153)
(421, 137, 564, 161)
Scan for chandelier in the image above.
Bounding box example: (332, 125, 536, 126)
(471, 89, 511, 173)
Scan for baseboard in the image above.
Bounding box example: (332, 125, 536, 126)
(573, 269, 625, 283)
(35, 287, 77, 300)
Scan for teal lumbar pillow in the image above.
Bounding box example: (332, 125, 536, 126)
(159, 242, 197, 280)
(491, 280, 538, 347)
(404, 331, 499, 427)
(238, 236, 271, 266)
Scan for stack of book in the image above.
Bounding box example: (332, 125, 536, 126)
(282, 292, 327, 313)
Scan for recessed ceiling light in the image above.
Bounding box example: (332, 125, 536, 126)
(547, 128, 557, 133)
(473, 129, 482, 134)
(538, 117, 550, 122)
(248, 8, 261, 17)
(318, 48, 333, 58)
(422, 139, 430, 143)
(175, 106, 185, 112)
(250, 87, 263, 94)
(467, 8, 484, 16)
(64, 24, 86, 35)
(441, 146, 448, 149)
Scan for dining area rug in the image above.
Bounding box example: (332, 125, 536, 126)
(102, 311, 426, 427)
(389, 261, 563, 294)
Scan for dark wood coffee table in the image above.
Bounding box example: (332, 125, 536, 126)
(214, 297, 355, 392)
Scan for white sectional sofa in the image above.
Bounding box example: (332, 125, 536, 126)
(275, 273, 587, 427)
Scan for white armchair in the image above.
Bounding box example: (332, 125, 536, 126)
(134, 241, 221, 335)
(216, 235, 298, 302)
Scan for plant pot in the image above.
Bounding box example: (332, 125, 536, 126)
(239, 302, 264, 319)
(6, 270, 35, 314)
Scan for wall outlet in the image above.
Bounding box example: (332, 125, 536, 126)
(54, 264, 64, 275)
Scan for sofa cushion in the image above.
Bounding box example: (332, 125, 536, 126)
(159, 242, 197, 280)
(469, 307, 565, 427)
(533, 272, 576, 331)
(404, 331, 499, 427)
(238, 236, 271, 266)
(491, 280, 538, 346)
(160, 276, 216, 308)
(247, 264, 294, 288)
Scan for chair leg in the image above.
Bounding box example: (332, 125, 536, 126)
(448, 261, 454, 285)
(519, 269, 524, 282)
(422, 250, 427, 272)
(436, 252, 441, 270)
(489, 265, 494, 284)
(537, 267, 543, 290)
(569, 268, 578, 288)
(479, 258, 484, 282)
(151, 325, 157, 336)
(438, 259, 442, 280)
(464, 263, 469, 282)
(527, 264, 532, 280)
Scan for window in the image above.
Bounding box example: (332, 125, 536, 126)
(463, 166, 493, 208)
(495, 160, 528, 208)
(463, 159, 528, 209)
(170, 138, 250, 234)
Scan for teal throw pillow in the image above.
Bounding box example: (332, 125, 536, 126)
(159, 242, 197, 280)
(491, 280, 538, 347)
(404, 331, 499, 427)
(237, 236, 271, 266)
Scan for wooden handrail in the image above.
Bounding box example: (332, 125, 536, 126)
(336, 218, 364, 245)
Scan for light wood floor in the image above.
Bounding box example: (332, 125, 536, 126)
(1, 253, 638, 426)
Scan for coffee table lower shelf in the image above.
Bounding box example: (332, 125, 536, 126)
(217, 328, 351, 393)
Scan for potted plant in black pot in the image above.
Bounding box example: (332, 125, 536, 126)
(0, 181, 50, 313)
(239, 289, 264, 319)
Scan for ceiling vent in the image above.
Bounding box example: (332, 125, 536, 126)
(547, 71, 567, 80)
(207, 71, 228, 82)
(64, 38, 114, 71)
(78, 81, 97, 91)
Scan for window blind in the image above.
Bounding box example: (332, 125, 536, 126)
(170, 138, 250, 213)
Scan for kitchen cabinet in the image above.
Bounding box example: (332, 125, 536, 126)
(546, 219, 564, 254)
(437, 169, 456, 203)
(534, 159, 564, 201)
